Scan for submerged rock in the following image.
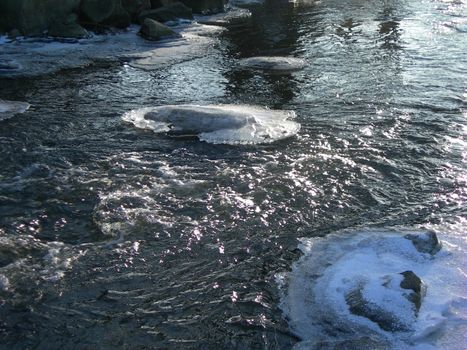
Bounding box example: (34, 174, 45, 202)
(239, 56, 307, 72)
(139, 18, 180, 40)
(138, 2, 193, 23)
(404, 231, 442, 255)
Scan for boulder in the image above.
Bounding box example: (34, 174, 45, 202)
(139, 18, 180, 40)
(103, 3, 132, 28)
(49, 14, 90, 38)
(404, 231, 442, 255)
(138, 2, 193, 23)
(80, 0, 118, 23)
(122, 0, 151, 21)
(400, 270, 426, 313)
(179, 0, 224, 14)
(0, 0, 80, 36)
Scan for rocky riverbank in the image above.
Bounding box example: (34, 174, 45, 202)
(0, 0, 227, 39)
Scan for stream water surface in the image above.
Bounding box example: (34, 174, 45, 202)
(0, 0, 466, 349)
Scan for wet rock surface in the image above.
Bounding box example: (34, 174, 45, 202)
(400, 270, 426, 313)
(139, 18, 180, 40)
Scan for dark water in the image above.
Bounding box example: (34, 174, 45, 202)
(0, 0, 466, 349)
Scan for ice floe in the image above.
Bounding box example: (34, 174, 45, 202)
(0, 99, 30, 121)
(277, 228, 467, 350)
(238, 56, 307, 72)
(0, 23, 224, 77)
(122, 104, 300, 144)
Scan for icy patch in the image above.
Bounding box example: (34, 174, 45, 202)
(122, 104, 300, 145)
(0, 23, 224, 77)
(128, 23, 224, 70)
(0, 274, 10, 291)
(238, 56, 307, 72)
(0, 99, 30, 121)
(278, 229, 467, 350)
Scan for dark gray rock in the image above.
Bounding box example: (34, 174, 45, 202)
(103, 3, 132, 28)
(7, 29, 21, 40)
(138, 2, 193, 23)
(49, 15, 89, 38)
(80, 0, 118, 23)
(139, 18, 180, 40)
(405, 231, 442, 255)
(400, 270, 426, 313)
(179, 0, 224, 14)
(0, 0, 80, 36)
(122, 0, 151, 21)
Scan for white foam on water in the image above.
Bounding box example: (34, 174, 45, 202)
(0, 99, 30, 121)
(277, 228, 467, 349)
(238, 56, 308, 72)
(122, 104, 300, 145)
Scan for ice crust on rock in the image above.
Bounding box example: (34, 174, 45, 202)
(277, 229, 467, 350)
(122, 104, 300, 144)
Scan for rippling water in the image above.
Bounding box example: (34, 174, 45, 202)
(0, 0, 466, 349)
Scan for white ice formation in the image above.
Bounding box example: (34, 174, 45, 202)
(277, 229, 467, 350)
(122, 104, 300, 145)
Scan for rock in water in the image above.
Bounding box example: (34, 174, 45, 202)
(122, 104, 300, 145)
(239, 56, 307, 72)
(404, 231, 442, 255)
(0, 99, 30, 121)
(400, 270, 426, 313)
(139, 18, 180, 40)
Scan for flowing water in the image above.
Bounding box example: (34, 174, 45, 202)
(0, 0, 466, 349)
